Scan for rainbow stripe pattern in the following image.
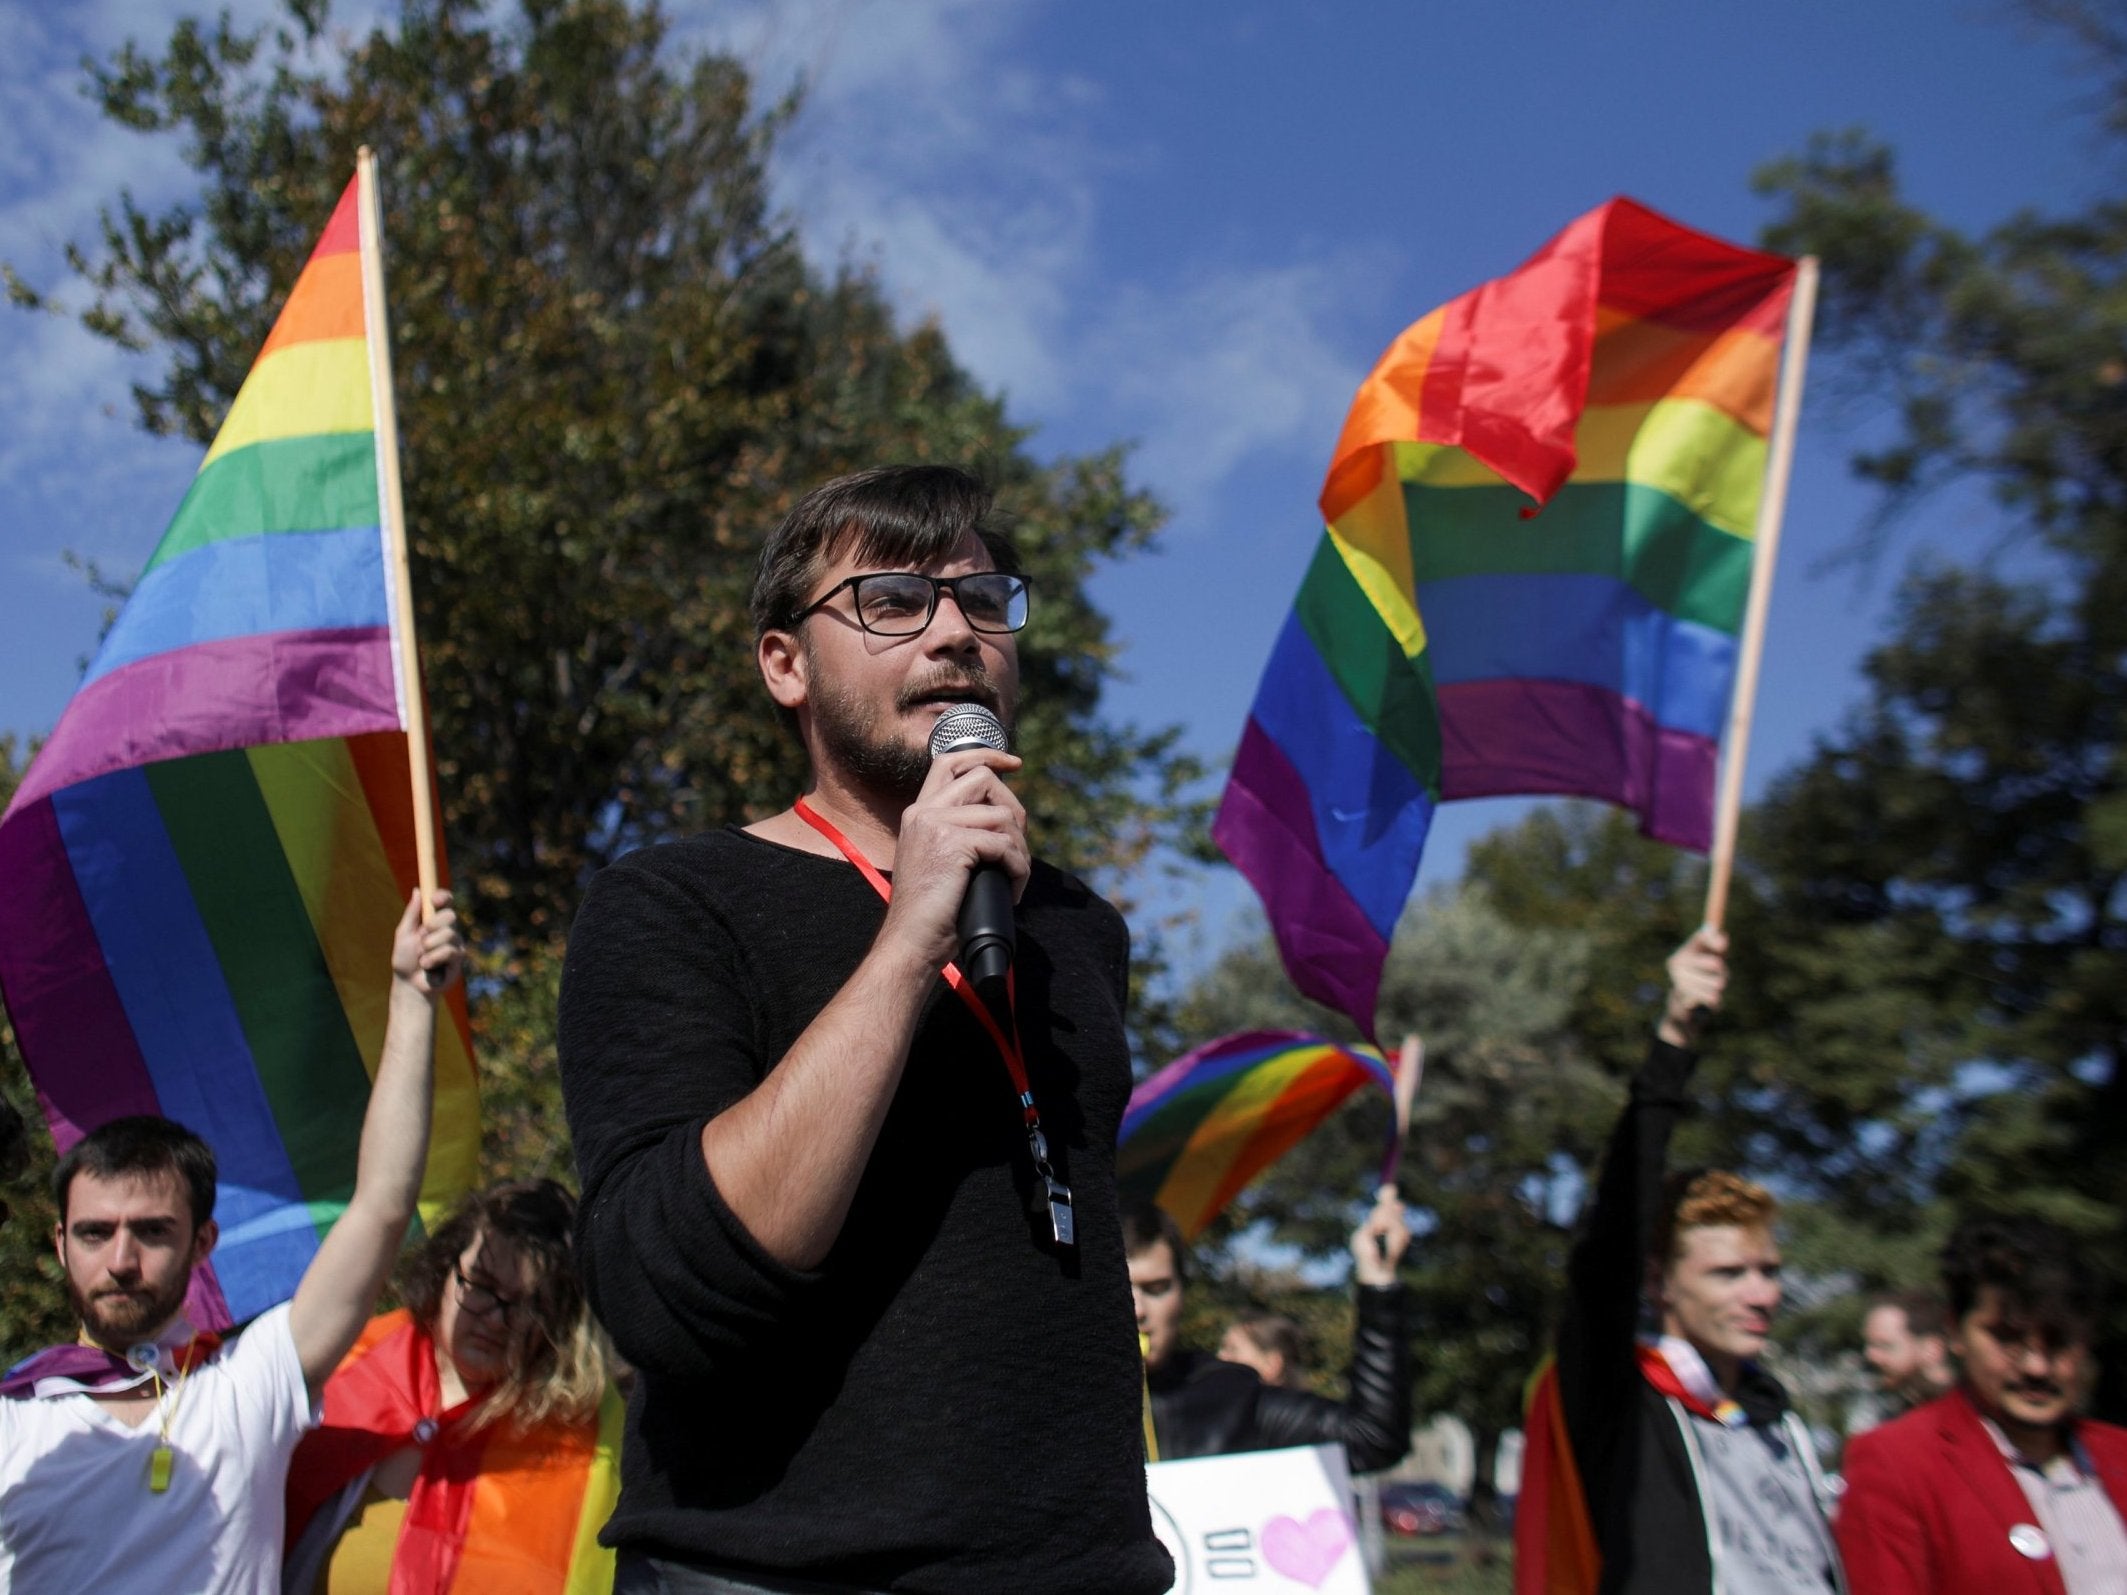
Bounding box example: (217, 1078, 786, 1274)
(0, 174, 478, 1328)
(1117, 1030, 1394, 1238)
(287, 1311, 620, 1592)
(1214, 198, 1797, 1035)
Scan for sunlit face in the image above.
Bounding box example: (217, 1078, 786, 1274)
(1129, 1240, 1186, 1372)
(1951, 1286, 2089, 1438)
(435, 1231, 536, 1390)
(1863, 1304, 1943, 1397)
(1218, 1325, 1287, 1387)
(56, 1168, 215, 1351)
(1660, 1224, 1782, 1369)
(771, 531, 1020, 804)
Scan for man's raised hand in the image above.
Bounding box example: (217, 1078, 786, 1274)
(1658, 926, 1729, 1047)
(392, 888, 464, 998)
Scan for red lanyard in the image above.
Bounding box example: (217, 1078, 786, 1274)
(793, 796, 1075, 1246)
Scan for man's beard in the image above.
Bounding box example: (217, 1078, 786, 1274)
(69, 1270, 192, 1349)
(808, 658, 1011, 807)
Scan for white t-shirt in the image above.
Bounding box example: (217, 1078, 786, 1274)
(0, 1303, 316, 1594)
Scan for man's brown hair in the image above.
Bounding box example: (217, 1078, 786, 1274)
(1120, 1200, 1188, 1286)
(749, 464, 1019, 643)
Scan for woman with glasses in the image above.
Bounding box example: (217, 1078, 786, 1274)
(282, 1179, 622, 1593)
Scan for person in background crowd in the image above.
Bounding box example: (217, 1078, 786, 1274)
(1515, 929, 1844, 1595)
(1220, 1312, 1310, 1390)
(559, 466, 1171, 1595)
(1835, 1214, 2127, 1594)
(284, 1178, 622, 1594)
(1862, 1288, 1954, 1417)
(1127, 1189, 1411, 1471)
(0, 891, 461, 1595)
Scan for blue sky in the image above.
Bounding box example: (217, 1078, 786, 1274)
(0, 0, 2106, 969)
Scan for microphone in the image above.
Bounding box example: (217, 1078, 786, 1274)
(927, 703, 1015, 995)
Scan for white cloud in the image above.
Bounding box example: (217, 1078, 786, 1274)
(1083, 255, 1389, 523)
(667, 0, 1360, 526)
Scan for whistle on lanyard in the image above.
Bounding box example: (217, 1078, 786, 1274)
(1027, 1125, 1076, 1248)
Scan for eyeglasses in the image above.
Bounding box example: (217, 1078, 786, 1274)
(791, 571, 1031, 637)
(453, 1263, 518, 1320)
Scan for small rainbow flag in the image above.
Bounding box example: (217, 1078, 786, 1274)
(1117, 1030, 1395, 1238)
(1214, 198, 1799, 1036)
(0, 169, 478, 1328)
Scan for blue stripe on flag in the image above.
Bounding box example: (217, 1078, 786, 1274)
(51, 766, 319, 1316)
(1248, 613, 1435, 941)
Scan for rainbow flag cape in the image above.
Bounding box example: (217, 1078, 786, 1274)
(1513, 1357, 1601, 1595)
(1213, 198, 1799, 1035)
(286, 1310, 621, 1593)
(0, 171, 478, 1329)
(1117, 1030, 1395, 1237)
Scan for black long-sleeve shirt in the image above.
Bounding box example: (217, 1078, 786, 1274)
(558, 828, 1172, 1595)
(1555, 1038, 1826, 1595)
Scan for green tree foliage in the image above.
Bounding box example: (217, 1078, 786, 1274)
(1748, 3, 2127, 1411)
(1176, 879, 1609, 1504)
(4, 0, 1207, 1285)
(17, 0, 1200, 946)
(0, 737, 70, 1360)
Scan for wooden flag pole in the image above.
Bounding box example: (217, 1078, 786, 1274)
(1376, 1034, 1426, 1196)
(1702, 256, 1818, 934)
(357, 147, 439, 921)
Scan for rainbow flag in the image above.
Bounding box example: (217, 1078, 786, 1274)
(1214, 198, 1798, 1035)
(1513, 1358, 1601, 1594)
(0, 172, 478, 1329)
(1117, 1030, 1395, 1237)
(286, 1311, 620, 1593)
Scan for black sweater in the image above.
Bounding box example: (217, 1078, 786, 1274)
(558, 828, 1171, 1595)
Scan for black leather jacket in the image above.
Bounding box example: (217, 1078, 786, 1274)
(1146, 1284, 1410, 1473)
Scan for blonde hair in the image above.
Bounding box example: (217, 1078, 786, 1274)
(1655, 1168, 1777, 1265)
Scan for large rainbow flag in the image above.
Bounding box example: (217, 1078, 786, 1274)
(0, 170, 479, 1329)
(1213, 198, 1799, 1036)
(1117, 1030, 1395, 1238)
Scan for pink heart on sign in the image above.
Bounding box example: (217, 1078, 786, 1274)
(1261, 1507, 1353, 1587)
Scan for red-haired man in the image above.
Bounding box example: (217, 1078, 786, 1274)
(1522, 931, 1845, 1594)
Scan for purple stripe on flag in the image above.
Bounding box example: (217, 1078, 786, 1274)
(0, 796, 162, 1146)
(0, 795, 240, 1326)
(1436, 677, 1720, 850)
(1213, 720, 1393, 1036)
(1122, 1030, 1319, 1136)
(10, 628, 399, 813)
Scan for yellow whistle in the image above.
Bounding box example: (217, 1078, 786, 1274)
(148, 1445, 174, 1494)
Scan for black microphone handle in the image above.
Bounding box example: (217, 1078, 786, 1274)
(959, 862, 1016, 993)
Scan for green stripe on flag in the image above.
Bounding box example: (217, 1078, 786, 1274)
(144, 750, 374, 1222)
(1294, 537, 1444, 788)
(145, 433, 380, 574)
(1403, 479, 1754, 633)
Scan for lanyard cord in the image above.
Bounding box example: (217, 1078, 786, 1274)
(151, 1337, 199, 1440)
(792, 797, 1074, 1244)
(793, 796, 1038, 1119)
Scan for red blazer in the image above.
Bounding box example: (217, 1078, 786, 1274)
(1836, 1386, 2127, 1595)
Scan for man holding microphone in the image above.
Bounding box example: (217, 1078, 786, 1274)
(560, 465, 1171, 1595)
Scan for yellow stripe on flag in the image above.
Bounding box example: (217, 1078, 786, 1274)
(201, 338, 373, 468)
(1155, 1046, 1328, 1233)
